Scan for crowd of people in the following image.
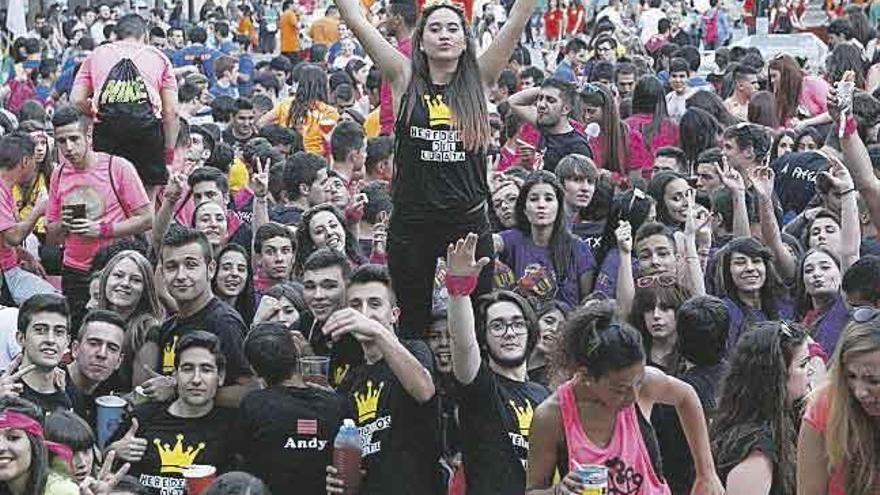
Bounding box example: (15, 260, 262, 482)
(0, 0, 876, 493)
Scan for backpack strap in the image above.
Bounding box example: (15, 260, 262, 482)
(107, 156, 131, 218)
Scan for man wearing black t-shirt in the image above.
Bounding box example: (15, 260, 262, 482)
(108, 332, 240, 495)
(446, 234, 550, 495)
(15, 294, 74, 414)
(240, 323, 345, 495)
(508, 78, 592, 173)
(144, 226, 254, 408)
(66, 310, 126, 426)
(325, 264, 442, 495)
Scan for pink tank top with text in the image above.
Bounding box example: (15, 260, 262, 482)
(559, 380, 670, 495)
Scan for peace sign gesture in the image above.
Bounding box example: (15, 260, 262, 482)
(79, 450, 131, 495)
(252, 156, 271, 199)
(716, 157, 746, 194)
(0, 355, 37, 399)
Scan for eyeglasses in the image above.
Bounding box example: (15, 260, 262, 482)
(487, 319, 528, 337)
(636, 274, 678, 288)
(852, 306, 880, 323)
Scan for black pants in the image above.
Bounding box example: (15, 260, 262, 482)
(388, 203, 494, 339)
(62, 266, 91, 338)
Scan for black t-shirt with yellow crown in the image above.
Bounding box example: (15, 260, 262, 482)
(157, 297, 251, 385)
(457, 362, 551, 495)
(336, 340, 442, 495)
(110, 403, 240, 495)
(392, 85, 489, 220)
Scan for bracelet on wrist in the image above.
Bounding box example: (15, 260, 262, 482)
(99, 221, 113, 239)
(446, 273, 478, 298)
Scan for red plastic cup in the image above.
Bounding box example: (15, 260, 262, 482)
(183, 465, 217, 495)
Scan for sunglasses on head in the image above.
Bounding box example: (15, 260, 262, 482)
(636, 274, 677, 289)
(852, 306, 880, 323)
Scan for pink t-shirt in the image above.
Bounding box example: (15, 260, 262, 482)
(379, 36, 412, 135)
(799, 76, 830, 119)
(803, 387, 856, 495)
(73, 40, 177, 119)
(559, 380, 670, 494)
(625, 113, 680, 174)
(0, 181, 20, 270)
(46, 153, 150, 272)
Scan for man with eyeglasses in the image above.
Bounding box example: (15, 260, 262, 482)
(445, 234, 550, 495)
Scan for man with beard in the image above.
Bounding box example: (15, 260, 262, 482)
(324, 264, 440, 494)
(444, 234, 550, 494)
(66, 309, 126, 426)
(508, 78, 592, 173)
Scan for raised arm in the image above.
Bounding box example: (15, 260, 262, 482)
(615, 221, 635, 321)
(718, 161, 750, 239)
(750, 166, 797, 282)
(446, 233, 490, 385)
(478, 0, 536, 86)
(508, 87, 540, 126)
(797, 420, 829, 495)
(335, 0, 409, 94)
(677, 190, 706, 296)
(823, 161, 860, 270)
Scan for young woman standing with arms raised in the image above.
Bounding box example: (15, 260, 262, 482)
(335, 0, 535, 336)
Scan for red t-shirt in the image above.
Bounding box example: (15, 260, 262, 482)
(544, 9, 563, 40)
(566, 5, 585, 34)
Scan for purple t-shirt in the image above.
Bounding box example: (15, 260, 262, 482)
(723, 297, 794, 352)
(499, 229, 595, 307)
(593, 248, 638, 299)
(809, 295, 850, 356)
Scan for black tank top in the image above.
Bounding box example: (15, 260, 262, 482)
(393, 85, 488, 219)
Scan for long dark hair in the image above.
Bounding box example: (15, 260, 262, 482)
(768, 55, 803, 124)
(627, 284, 690, 373)
(288, 64, 329, 128)
(0, 398, 49, 495)
(594, 189, 655, 268)
(294, 204, 363, 276)
(686, 90, 741, 127)
(581, 83, 628, 176)
(630, 75, 671, 149)
(711, 321, 805, 495)
(212, 243, 255, 325)
(793, 247, 842, 320)
(680, 108, 721, 169)
(404, 4, 489, 152)
(748, 90, 780, 129)
(719, 237, 786, 320)
(513, 171, 579, 282)
(647, 171, 688, 229)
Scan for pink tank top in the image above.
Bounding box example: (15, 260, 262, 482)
(559, 380, 671, 495)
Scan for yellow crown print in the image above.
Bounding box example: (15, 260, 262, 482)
(424, 95, 452, 127)
(332, 364, 350, 387)
(153, 434, 206, 474)
(162, 336, 179, 374)
(354, 380, 384, 424)
(510, 400, 534, 437)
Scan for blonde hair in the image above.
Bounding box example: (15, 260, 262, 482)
(825, 320, 880, 495)
(98, 250, 164, 353)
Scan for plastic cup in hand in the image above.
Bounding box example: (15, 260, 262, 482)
(95, 395, 127, 449)
(300, 356, 331, 387)
(183, 465, 217, 495)
(575, 464, 608, 495)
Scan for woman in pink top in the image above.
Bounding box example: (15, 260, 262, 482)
(625, 76, 680, 177)
(526, 299, 724, 495)
(768, 55, 830, 128)
(798, 314, 880, 495)
(580, 84, 636, 183)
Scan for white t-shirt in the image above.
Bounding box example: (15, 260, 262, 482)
(639, 8, 667, 43)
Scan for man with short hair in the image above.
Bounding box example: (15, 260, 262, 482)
(240, 323, 345, 495)
(108, 331, 240, 495)
(172, 27, 221, 79)
(272, 152, 328, 226)
(330, 121, 366, 184)
(13, 294, 73, 414)
(724, 64, 759, 121)
(254, 222, 296, 292)
(555, 153, 598, 236)
(45, 106, 153, 328)
(615, 62, 637, 100)
(722, 122, 771, 180)
(0, 133, 58, 304)
(553, 38, 588, 83)
(324, 264, 440, 494)
(843, 255, 880, 306)
(634, 222, 679, 277)
(508, 78, 592, 173)
(209, 55, 240, 100)
(301, 248, 361, 386)
(167, 27, 185, 50)
(665, 57, 695, 122)
(653, 146, 688, 175)
(365, 136, 394, 182)
(66, 309, 125, 426)
(279, 1, 301, 63)
(147, 226, 254, 407)
(445, 235, 550, 494)
(695, 148, 724, 193)
(221, 98, 256, 148)
(518, 66, 544, 91)
(70, 14, 179, 198)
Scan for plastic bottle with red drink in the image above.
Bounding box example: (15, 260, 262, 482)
(332, 418, 363, 495)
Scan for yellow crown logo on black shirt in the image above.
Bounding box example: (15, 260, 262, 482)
(354, 380, 384, 423)
(154, 434, 206, 474)
(424, 95, 452, 127)
(510, 400, 534, 437)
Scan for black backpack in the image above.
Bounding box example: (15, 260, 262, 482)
(96, 45, 156, 127)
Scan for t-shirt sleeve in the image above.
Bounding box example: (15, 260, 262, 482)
(216, 314, 253, 384)
(159, 53, 177, 91)
(499, 229, 518, 260)
(71, 53, 93, 89)
(457, 361, 498, 407)
(0, 187, 17, 233)
(45, 167, 62, 222)
(113, 158, 151, 214)
(803, 387, 831, 432)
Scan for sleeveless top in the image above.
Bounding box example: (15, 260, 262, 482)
(392, 85, 488, 219)
(559, 380, 671, 495)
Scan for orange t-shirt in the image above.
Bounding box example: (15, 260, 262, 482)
(309, 16, 340, 45)
(280, 10, 300, 52)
